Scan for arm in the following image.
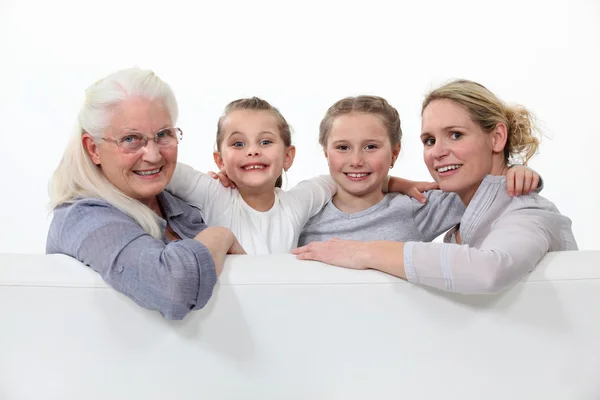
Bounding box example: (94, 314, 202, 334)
(166, 162, 233, 218)
(294, 211, 555, 294)
(55, 202, 221, 320)
(286, 175, 338, 221)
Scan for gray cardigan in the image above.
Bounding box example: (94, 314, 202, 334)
(46, 190, 217, 320)
(403, 175, 578, 294)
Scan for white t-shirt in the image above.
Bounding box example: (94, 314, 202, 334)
(166, 162, 337, 255)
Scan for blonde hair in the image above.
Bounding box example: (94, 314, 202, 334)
(215, 97, 292, 188)
(49, 67, 178, 238)
(422, 79, 541, 165)
(319, 95, 402, 147)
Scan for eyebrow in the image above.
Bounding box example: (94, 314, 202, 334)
(420, 125, 467, 139)
(228, 130, 277, 138)
(122, 125, 171, 134)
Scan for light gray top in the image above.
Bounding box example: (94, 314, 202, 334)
(46, 190, 217, 320)
(404, 175, 578, 294)
(298, 191, 466, 245)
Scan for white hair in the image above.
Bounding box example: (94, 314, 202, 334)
(49, 67, 179, 238)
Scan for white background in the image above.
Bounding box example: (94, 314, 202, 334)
(0, 0, 598, 253)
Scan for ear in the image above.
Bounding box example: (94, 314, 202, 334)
(82, 133, 101, 165)
(390, 143, 401, 167)
(213, 151, 226, 172)
(322, 147, 330, 165)
(283, 145, 296, 171)
(492, 123, 508, 154)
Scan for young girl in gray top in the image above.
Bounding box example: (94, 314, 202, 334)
(298, 95, 539, 246)
(294, 82, 576, 294)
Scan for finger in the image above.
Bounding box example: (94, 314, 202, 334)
(531, 174, 540, 193)
(291, 246, 307, 255)
(514, 171, 524, 196)
(422, 182, 439, 191)
(409, 188, 427, 204)
(506, 170, 515, 196)
(295, 251, 317, 261)
(208, 171, 218, 179)
(218, 173, 232, 188)
(523, 171, 534, 194)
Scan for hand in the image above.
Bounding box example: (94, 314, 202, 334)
(291, 238, 368, 270)
(228, 237, 246, 255)
(388, 177, 439, 204)
(208, 170, 237, 189)
(506, 166, 539, 196)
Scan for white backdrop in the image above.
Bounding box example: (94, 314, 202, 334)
(0, 0, 598, 253)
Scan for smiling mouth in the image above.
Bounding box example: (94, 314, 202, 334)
(134, 167, 162, 176)
(344, 172, 371, 179)
(243, 164, 268, 170)
(437, 165, 462, 173)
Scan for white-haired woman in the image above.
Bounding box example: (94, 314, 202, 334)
(46, 67, 244, 320)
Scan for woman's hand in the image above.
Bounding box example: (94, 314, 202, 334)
(292, 238, 369, 270)
(194, 227, 239, 275)
(506, 166, 540, 196)
(208, 171, 237, 189)
(228, 237, 246, 255)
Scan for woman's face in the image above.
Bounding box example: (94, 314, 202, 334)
(421, 99, 506, 205)
(85, 97, 177, 205)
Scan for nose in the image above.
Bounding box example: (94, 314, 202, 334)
(246, 145, 260, 157)
(141, 140, 163, 163)
(349, 150, 364, 167)
(431, 140, 450, 159)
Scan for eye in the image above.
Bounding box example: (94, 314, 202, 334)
(364, 144, 378, 150)
(119, 134, 143, 145)
(422, 137, 435, 146)
(155, 129, 172, 139)
(260, 139, 272, 146)
(450, 131, 462, 140)
(336, 145, 349, 151)
(231, 141, 245, 148)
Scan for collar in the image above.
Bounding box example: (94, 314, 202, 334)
(157, 190, 184, 220)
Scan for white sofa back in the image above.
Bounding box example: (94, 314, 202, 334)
(1, 251, 599, 400)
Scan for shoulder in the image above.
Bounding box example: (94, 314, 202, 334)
(47, 197, 145, 253)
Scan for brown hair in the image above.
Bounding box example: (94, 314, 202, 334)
(215, 97, 292, 188)
(422, 79, 541, 165)
(319, 95, 402, 148)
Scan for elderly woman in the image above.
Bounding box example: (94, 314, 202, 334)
(46, 67, 243, 320)
(294, 79, 578, 294)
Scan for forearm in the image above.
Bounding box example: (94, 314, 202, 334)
(194, 227, 235, 276)
(357, 241, 407, 279)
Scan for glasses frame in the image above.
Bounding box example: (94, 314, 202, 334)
(102, 127, 183, 153)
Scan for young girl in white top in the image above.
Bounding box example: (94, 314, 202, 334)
(167, 97, 426, 254)
(293, 81, 577, 294)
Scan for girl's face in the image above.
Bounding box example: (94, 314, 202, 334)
(214, 110, 295, 194)
(324, 112, 399, 201)
(420, 99, 507, 205)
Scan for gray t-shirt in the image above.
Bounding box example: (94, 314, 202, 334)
(298, 191, 466, 246)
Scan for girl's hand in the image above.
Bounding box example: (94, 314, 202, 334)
(208, 171, 237, 189)
(387, 177, 439, 204)
(506, 166, 540, 196)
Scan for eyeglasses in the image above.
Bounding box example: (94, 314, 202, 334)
(102, 127, 183, 154)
